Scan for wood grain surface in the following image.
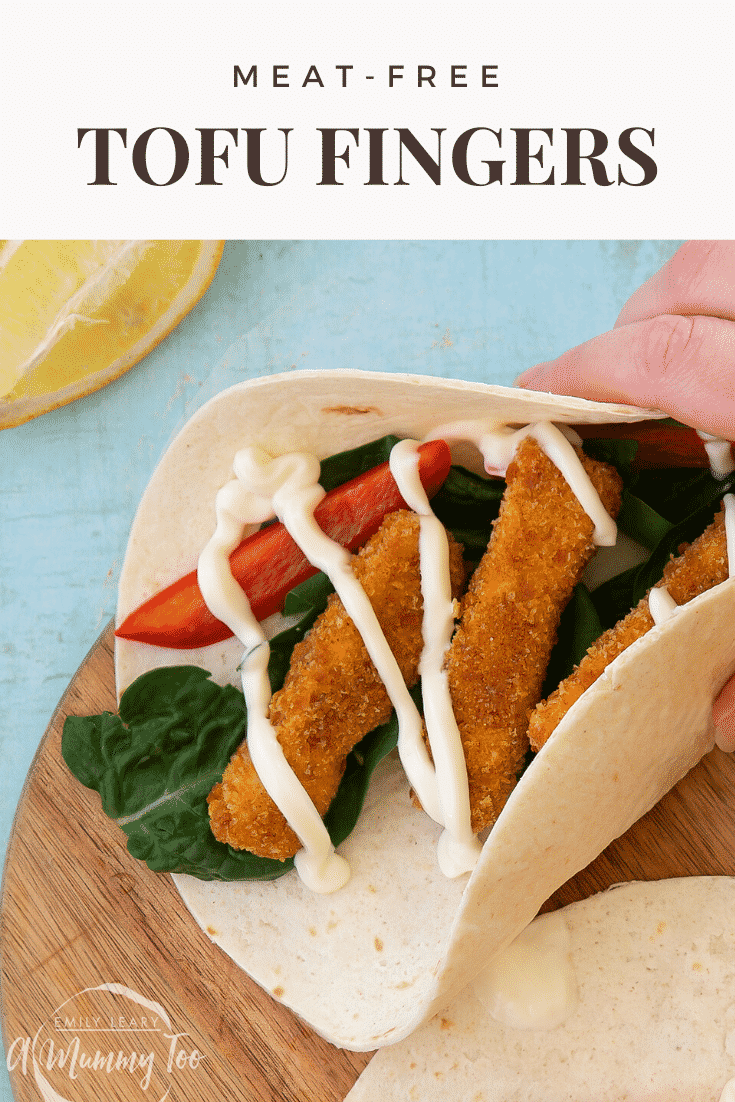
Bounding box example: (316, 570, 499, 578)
(3, 622, 735, 1101)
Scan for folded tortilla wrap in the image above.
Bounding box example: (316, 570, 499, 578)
(345, 877, 735, 1102)
(114, 369, 735, 1050)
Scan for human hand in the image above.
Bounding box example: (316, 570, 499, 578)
(516, 241, 735, 437)
(515, 241, 735, 750)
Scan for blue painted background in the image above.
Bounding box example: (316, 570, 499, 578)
(0, 239, 680, 1099)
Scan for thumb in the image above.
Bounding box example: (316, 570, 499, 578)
(515, 313, 735, 439)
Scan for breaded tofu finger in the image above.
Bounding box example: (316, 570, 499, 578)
(208, 510, 466, 860)
(529, 506, 729, 751)
(446, 436, 623, 834)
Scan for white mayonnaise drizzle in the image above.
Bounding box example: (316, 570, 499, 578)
(197, 448, 351, 894)
(199, 421, 619, 891)
(700, 433, 735, 480)
(389, 440, 483, 877)
(427, 419, 617, 547)
(648, 585, 678, 626)
(699, 431, 735, 578)
(472, 910, 578, 1030)
(263, 448, 444, 828)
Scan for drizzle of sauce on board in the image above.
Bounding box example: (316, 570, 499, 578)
(472, 910, 578, 1030)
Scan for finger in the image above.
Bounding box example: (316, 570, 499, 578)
(713, 675, 735, 753)
(515, 313, 735, 439)
(616, 241, 735, 328)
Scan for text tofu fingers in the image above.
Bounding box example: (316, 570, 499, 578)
(529, 507, 729, 752)
(207, 510, 467, 860)
(446, 436, 623, 833)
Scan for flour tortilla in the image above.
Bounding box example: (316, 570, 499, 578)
(345, 877, 735, 1102)
(115, 370, 735, 1050)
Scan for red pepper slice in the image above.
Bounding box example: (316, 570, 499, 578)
(574, 420, 722, 469)
(115, 438, 452, 650)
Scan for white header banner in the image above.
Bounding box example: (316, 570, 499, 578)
(3, 0, 733, 238)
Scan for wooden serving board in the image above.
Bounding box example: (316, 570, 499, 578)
(3, 622, 735, 1102)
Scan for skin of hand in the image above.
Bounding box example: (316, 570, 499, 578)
(515, 241, 735, 751)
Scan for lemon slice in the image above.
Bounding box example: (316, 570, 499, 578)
(0, 239, 224, 429)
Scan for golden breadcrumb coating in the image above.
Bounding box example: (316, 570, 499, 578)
(445, 436, 623, 833)
(208, 510, 467, 860)
(528, 506, 729, 752)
